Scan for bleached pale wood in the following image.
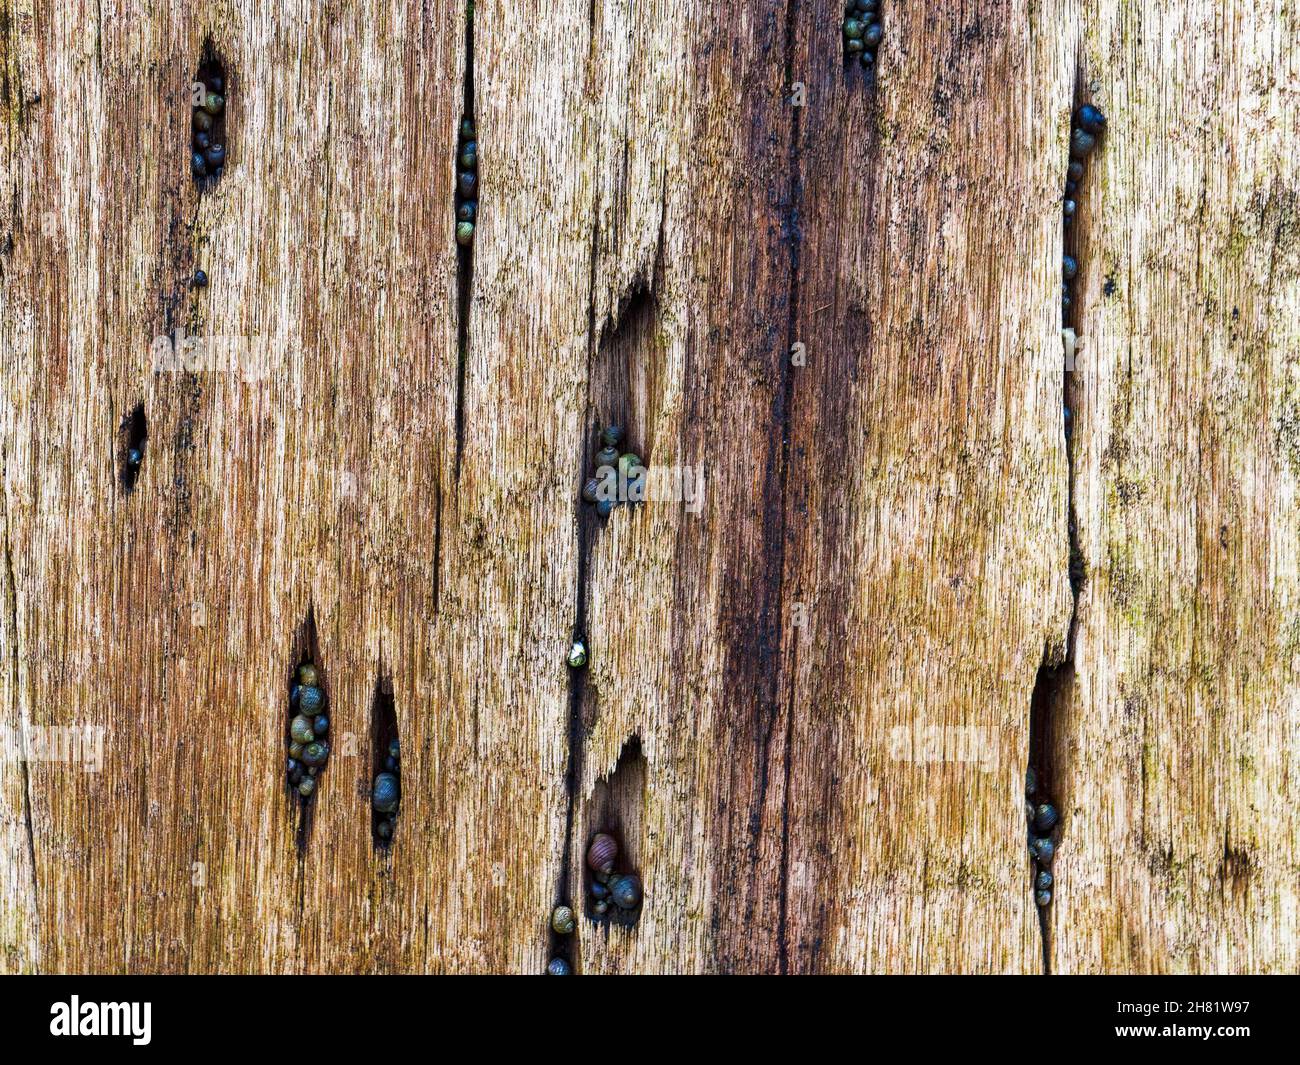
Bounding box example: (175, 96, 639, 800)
(0, 0, 1295, 974)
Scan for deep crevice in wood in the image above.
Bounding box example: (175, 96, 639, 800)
(453, 4, 475, 479)
(369, 668, 399, 851)
(580, 736, 646, 932)
(117, 403, 147, 493)
(286, 608, 326, 854)
(191, 43, 228, 192)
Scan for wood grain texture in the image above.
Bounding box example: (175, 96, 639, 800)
(0, 0, 1296, 974)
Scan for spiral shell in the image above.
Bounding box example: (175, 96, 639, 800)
(551, 906, 576, 935)
(586, 833, 618, 875)
(301, 741, 329, 767)
(298, 685, 325, 715)
(546, 957, 571, 976)
(372, 772, 400, 813)
(290, 715, 315, 745)
(610, 874, 642, 910)
(1033, 803, 1059, 833)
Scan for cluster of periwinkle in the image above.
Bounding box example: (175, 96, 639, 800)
(546, 905, 577, 976)
(371, 740, 401, 843)
(585, 833, 642, 918)
(1061, 104, 1106, 321)
(455, 118, 477, 247)
(580, 424, 644, 519)
(124, 445, 143, 475)
(842, 1, 883, 75)
(1025, 766, 1059, 907)
(286, 663, 330, 801)
(190, 67, 226, 182)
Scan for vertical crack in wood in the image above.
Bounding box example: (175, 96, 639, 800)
(771, 0, 804, 977)
(1027, 58, 1092, 976)
(1, 443, 39, 968)
(453, 2, 475, 480)
(369, 666, 399, 852)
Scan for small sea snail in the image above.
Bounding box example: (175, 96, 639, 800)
(1069, 128, 1097, 159)
(298, 664, 320, 687)
(460, 117, 475, 141)
(288, 741, 304, 759)
(192, 269, 208, 287)
(546, 957, 571, 976)
(551, 905, 576, 935)
(457, 201, 477, 222)
(589, 880, 609, 900)
(459, 145, 477, 171)
(193, 110, 213, 133)
(600, 425, 624, 449)
(1033, 803, 1059, 833)
(586, 832, 618, 875)
(618, 453, 643, 479)
(372, 771, 400, 813)
(286, 757, 301, 776)
(1075, 104, 1106, 135)
(193, 131, 210, 151)
(1025, 766, 1037, 796)
(458, 172, 477, 199)
(456, 221, 475, 247)
(313, 714, 329, 735)
(862, 23, 883, 47)
(192, 153, 207, 177)
(845, 37, 864, 56)
(1067, 160, 1084, 183)
(298, 685, 325, 714)
(205, 74, 223, 94)
(290, 715, 316, 745)
(593, 899, 609, 916)
(610, 875, 642, 910)
(1062, 254, 1078, 281)
(1035, 889, 1052, 907)
(581, 477, 600, 504)
(203, 92, 225, 115)
(596, 499, 614, 518)
(126, 448, 143, 467)
(595, 445, 619, 468)
(1031, 837, 1055, 866)
(843, 19, 864, 40)
(298, 777, 316, 798)
(1063, 199, 1076, 218)
(377, 819, 393, 840)
(567, 639, 588, 669)
(204, 144, 225, 168)
(1035, 870, 1053, 892)
(301, 741, 329, 767)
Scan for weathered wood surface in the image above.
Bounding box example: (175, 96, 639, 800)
(0, 0, 1295, 973)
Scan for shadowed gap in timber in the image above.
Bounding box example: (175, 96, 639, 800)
(191, 43, 228, 192)
(369, 670, 400, 850)
(453, 3, 475, 477)
(580, 736, 647, 931)
(117, 404, 148, 493)
(286, 608, 326, 853)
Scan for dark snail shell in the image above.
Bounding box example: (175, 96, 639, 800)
(301, 741, 329, 767)
(546, 957, 571, 976)
(551, 905, 576, 935)
(298, 685, 325, 714)
(1033, 803, 1059, 833)
(298, 663, 320, 687)
(586, 833, 618, 875)
(290, 715, 315, 745)
(372, 772, 400, 813)
(610, 874, 643, 910)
